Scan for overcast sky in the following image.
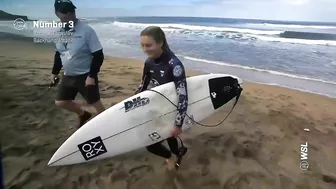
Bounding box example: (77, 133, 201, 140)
(1, 0, 336, 22)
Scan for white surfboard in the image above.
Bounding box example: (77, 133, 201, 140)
(48, 74, 243, 166)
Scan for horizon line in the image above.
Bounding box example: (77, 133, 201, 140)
(1, 10, 335, 24)
(31, 15, 336, 24)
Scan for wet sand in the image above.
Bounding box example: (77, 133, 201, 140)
(1, 32, 336, 189)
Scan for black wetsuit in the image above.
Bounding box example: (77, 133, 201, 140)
(137, 50, 188, 159)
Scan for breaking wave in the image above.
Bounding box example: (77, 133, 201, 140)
(112, 21, 336, 46)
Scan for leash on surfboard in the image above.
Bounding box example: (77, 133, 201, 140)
(147, 81, 242, 128)
(175, 136, 188, 170)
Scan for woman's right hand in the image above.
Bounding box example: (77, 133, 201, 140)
(134, 88, 141, 94)
(134, 84, 143, 94)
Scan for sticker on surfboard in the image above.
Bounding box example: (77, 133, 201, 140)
(148, 132, 161, 142)
(184, 115, 194, 126)
(78, 136, 107, 161)
(123, 96, 150, 112)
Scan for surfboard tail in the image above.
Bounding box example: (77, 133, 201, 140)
(208, 75, 243, 110)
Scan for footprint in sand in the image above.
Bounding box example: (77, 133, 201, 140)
(197, 155, 210, 166)
(100, 85, 125, 98)
(9, 170, 43, 189)
(32, 158, 44, 166)
(109, 170, 128, 183)
(122, 165, 154, 188)
(94, 178, 108, 189)
(3, 145, 30, 157)
(223, 171, 276, 189)
(232, 140, 261, 159)
(199, 132, 263, 163)
(322, 174, 336, 186)
(78, 174, 92, 188)
(69, 180, 80, 189)
(171, 171, 221, 189)
(74, 179, 106, 189)
(279, 174, 297, 189)
(128, 164, 154, 175)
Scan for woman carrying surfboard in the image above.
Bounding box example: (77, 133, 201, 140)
(135, 26, 189, 170)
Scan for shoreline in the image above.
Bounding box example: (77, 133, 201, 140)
(1, 31, 336, 99)
(1, 30, 336, 189)
(1, 30, 336, 98)
(243, 79, 336, 99)
(0, 31, 335, 99)
(103, 52, 336, 99)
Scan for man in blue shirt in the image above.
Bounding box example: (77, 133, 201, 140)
(52, 0, 106, 128)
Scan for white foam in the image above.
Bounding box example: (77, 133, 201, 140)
(253, 35, 336, 46)
(330, 61, 336, 67)
(262, 23, 336, 29)
(250, 81, 336, 99)
(112, 21, 336, 46)
(79, 18, 97, 21)
(4, 20, 334, 47)
(112, 21, 283, 35)
(182, 56, 336, 85)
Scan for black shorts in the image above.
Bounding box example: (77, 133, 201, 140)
(56, 73, 100, 104)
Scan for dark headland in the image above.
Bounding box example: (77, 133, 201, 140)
(0, 10, 30, 21)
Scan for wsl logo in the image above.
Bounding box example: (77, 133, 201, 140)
(300, 142, 309, 170)
(124, 96, 150, 112)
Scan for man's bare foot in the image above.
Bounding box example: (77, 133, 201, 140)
(166, 158, 176, 171)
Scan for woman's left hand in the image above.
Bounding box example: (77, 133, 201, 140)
(171, 126, 182, 137)
(85, 76, 95, 86)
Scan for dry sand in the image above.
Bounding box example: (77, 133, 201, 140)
(1, 32, 336, 189)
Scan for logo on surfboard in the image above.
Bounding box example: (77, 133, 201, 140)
(149, 132, 161, 142)
(124, 96, 150, 112)
(78, 136, 107, 161)
(211, 92, 217, 98)
(185, 115, 194, 126)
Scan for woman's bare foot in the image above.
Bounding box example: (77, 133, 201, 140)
(166, 158, 176, 171)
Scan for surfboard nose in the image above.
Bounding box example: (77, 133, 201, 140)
(208, 76, 243, 110)
(47, 155, 57, 166)
(47, 147, 68, 166)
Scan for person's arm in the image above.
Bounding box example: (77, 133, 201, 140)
(135, 62, 151, 94)
(89, 49, 104, 78)
(86, 26, 104, 78)
(51, 51, 62, 75)
(170, 59, 188, 128)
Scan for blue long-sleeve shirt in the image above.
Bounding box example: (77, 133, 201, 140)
(138, 51, 188, 127)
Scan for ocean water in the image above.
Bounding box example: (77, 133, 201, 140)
(1, 17, 336, 97)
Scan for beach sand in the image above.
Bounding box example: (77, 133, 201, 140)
(1, 32, 336, 189)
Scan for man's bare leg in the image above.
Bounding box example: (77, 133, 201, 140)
(55, 100, 92, 128)
(55, 100, 85, 115)
(91, 100, 105, 114)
